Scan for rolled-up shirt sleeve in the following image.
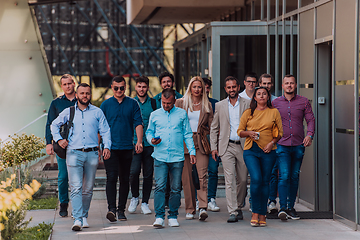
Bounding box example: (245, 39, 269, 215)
(146, 113, 156, 146)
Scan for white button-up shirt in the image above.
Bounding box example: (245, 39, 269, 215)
(228, 96, 241, 141)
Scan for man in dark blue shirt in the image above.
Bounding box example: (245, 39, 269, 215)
(203, 78, 220, 212)
(100, 76, 143, 222)
(128, 76, 157, 215)
(45, 74, 76, 217)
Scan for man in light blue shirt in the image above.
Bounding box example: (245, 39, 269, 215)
(146, 88, 196, 228)
(51, 83, 111, 231)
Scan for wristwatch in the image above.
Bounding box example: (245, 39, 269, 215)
(309, 135, 313, 140)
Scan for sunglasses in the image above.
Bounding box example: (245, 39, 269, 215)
(113, 86, 125, 91)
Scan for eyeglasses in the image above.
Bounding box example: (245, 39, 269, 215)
(113, 86, 125, 91)
(246, 81, 257, 84)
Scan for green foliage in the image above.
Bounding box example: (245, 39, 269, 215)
(27, 197, 58, 210)
(1, 133, 46, 169)
(13, 222, 53, 240)
(1, 204, 31, 240)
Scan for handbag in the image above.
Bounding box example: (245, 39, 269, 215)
(192, 164, 200, 190)
(53, 106, 75, 159)
(199, 126, 211, 155)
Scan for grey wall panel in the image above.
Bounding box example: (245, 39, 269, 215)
(299, 9, 314, 86)
(335, 1, 356, 81)
(316, 2, 333, 39)
(335, 85, 354, 129)
(334, 132, 355, 222)
(298, 9, 315, 207)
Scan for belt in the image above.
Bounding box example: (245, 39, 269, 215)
(75, 147, 99, 152)
(229, 140, 241, 145)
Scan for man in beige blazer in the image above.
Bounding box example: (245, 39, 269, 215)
(210, 76, 251, 223)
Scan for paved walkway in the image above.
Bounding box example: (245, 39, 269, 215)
(40, 198, 360, 240)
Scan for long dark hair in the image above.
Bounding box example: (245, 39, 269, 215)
(250, 86, 273, 116)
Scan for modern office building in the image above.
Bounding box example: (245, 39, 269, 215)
(128, 0, 360, 229)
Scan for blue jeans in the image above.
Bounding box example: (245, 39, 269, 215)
(243, 143, 276, 216)
(268, 159, 278, 203)
(154, 160, 184, 219)
(66, 149, 99, 222)
(207, 154, 219, 201)
(56, 155, 69, 204)
(276, 144, 305, 210)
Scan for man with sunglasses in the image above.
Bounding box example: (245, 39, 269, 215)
(100, 76, 143, 222)
(239, 72, 258, 100)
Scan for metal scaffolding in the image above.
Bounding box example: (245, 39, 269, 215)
(33, 0, 171, 90)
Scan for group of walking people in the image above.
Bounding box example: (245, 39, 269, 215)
(45, 71, 314, 231)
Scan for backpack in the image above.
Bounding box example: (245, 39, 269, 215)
(150, 98, 157, 111)
(53, 106, 75, 159)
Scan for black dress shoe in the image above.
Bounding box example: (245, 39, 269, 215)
(106, 209, 117, 222)
(286, 208, 300, 220)
(59, 203, 68, 217)
(227, 214, 238, 223)
(236, 209, 243, 220)
(117, 211, 127, 221)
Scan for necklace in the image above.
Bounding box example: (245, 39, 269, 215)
(193, 101, 201, 106)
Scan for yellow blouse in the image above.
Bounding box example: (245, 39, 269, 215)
(237, 108, 283, 150)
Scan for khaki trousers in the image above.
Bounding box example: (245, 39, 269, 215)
(221, 142, 248, 215)
(183, 151, 209, 214)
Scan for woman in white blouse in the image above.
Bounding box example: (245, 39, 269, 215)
(175, 76, 213, 221)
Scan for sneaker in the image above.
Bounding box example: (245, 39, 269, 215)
(59, 203, 68, 217)
(128, 197, 139, 213)
(185, 213, 195, 220)
(227, 214, 238, 223)
(199, 209, 208, 221)
(286, 208, 300, 220)
(196, 200, 199, 211)
(168, 218, 180, 227)
(268, 201, 278, 214)
(278, 208, 288, 221)
(208, 198, 220, 212)
(106, 209, 117, 222)
(82, 217, 89, 228)
(236, 209, 243, 220)
(141, 202, 152, 215)
(117, 211, 127, 221)
(71, 220, 82, 231)
(153, 218, 165, 228)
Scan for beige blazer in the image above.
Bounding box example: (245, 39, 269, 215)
(175, 98, 213, 155)
(210, 97, 250, 157)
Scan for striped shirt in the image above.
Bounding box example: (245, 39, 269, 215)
(272, 94, 315, 146)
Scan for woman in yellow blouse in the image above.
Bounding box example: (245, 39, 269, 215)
(237, 86, 283, 227)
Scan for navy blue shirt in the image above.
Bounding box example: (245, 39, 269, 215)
(208, 97, 218, 114)
(100, 96, 143, 150)
(45, 95, 77, 145)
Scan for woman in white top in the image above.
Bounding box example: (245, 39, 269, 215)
(175, 76, 213, 221)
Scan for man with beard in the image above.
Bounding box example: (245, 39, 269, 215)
(100, 76, 143, 222)
(153, 72, 183, 108)
(210, 76, 250, 223)
(45, 74, 77, 217)
(272, 75, 315, 221)
(128, 76, 157, 215)
(51, 83, 111, 231)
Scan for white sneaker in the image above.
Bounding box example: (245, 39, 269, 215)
(185, 213, 195, 220)
(82, 217, 89, 228)
(128, 197, 139, 213)
(199, 209, 208, 221)
(208, 198, 220, 212)
(153, 218, 165, 228)
(268, 202, 278, 214)
(196, 200, 199, 211)
(168, 218, 180, 227)
(141, 202, 152, 215)
(71, 220, 82, 231)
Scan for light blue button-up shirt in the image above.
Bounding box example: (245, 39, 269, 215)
(146, 106, 195, 162)
(51, 103, 111, 150)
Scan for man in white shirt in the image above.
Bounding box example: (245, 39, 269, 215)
(259, 73, 277, 102)
(239, 72, 258, 100)
(210, 76, 250, 223)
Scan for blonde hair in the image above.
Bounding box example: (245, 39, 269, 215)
(60, 74, 75, 84)
(182, 76, 211, 113)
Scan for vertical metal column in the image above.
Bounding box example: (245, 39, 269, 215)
(275, 0, 280, 96)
